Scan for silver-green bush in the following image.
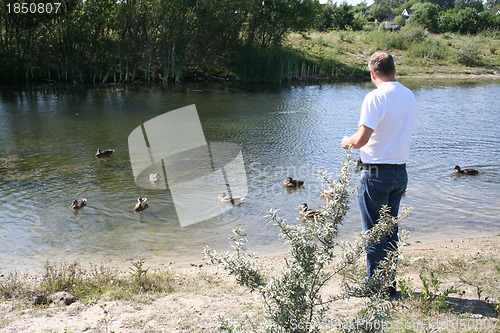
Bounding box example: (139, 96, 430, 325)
(205, 150, 411, 332)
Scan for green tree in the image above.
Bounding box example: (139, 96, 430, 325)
(156, 0, 196, 81)
(454, 0, 484, 11)
(411, 2, 441, 32)
(79, 0, 118, 82)
(478, 9, 500, 30)
(428, 0, 455, 10)
(331, 3, 355, 30)
(0, 0, 324, 83)
(189, 0, 244, 69)
(440, 7, 481, 33)
(485, 0, 500, 10)
(373, 0, 407, 8)
(319, 3, 335, 30)
(243, 0, 321, 48)
(48, 0, 84, 81)
(371, 3, 393, 22)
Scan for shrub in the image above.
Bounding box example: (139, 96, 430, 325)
(368, 30, 406, 50)
(456, 43, 481, 66)
(0, 272, 32, 299)
(206, 150, 411, 332)
(393, 16, 405, 27)
(400, 24, 428, 43)
(366, 24, 428, 51)
(489, 44, 497, 55)
(407, 39, 448, 60)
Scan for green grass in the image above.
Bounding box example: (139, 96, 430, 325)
(0, 260, 177, 305)
(389, 244, 500, 332)
(284, 26, 500, 79)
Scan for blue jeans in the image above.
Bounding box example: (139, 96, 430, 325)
(358, 164, 407, 279)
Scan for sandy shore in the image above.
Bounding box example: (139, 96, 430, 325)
(1, 234, 499, 332)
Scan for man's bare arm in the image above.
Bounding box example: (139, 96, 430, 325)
(341, 125, 374, 149)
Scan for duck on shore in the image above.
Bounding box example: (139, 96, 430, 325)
(70, 198, 87, 209)
(218, 192, 243, 205)
(283, 177, 305, 188)
(96, 148, 114, 158)
(299, 203, 322, 220)
(453, 165, 479, 175)
(134, 197, 149, 212)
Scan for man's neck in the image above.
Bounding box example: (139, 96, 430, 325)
(373, 76, 396, 88)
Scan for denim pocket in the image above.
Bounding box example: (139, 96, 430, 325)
(362, 169, 398, 195)
(367, 178, 396, 196)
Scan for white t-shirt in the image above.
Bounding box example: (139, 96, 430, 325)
(359, 81, 417, 164)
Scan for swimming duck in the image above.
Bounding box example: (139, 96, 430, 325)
(96, 148, 114, 158)
(149, 173, 161, 182)
(453, 165, 479, 175)
(283, 177, 305, 188)
(299, 203, 322, 220)
(70, 198, 87, 209)
(218, 192, 243, 205)
(355, 158, 363, 170)
(134, 197, 149, 212)
(320, 189, 334, 201)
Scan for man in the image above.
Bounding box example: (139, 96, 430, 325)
(342, 51, 417, 290)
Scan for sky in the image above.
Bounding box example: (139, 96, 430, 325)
(319, 0, 375, 7)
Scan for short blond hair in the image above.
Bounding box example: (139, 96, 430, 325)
(368, 51, 395, 77)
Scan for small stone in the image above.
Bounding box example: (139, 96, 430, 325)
(48, 291, 75, 306)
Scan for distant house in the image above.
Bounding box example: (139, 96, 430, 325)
(402, 8, 414, 22)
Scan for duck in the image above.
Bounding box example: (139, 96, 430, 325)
(70, 198, 87, 209)
(320, 189, 334, 201)
(149, 173, 161, 182)
(218, 192, 243, 205)
(355, 158, 363, 170)
(282, 177, 305, 188)
(96, 148, 114, 158)
(453, 165, 479, 175)
(134, 197, 149, 212)
(299, 203, 322, 220)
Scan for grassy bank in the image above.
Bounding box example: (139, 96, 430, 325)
(284, 27, 500, 80)
(1, 236, 498, 332)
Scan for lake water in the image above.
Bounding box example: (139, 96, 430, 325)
(1, 79, 499, 273)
